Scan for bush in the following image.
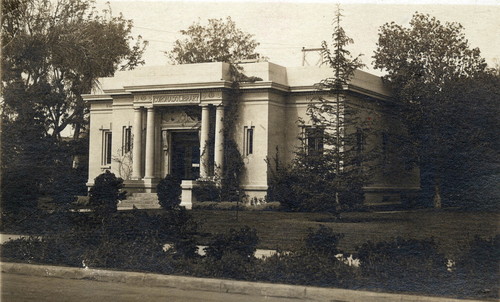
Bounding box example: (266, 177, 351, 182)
(88, 171, 125, 218)
(452, 235, 500, 298)
(304, 225, 343, 256)
(193, 180, 219, 202)
(157, 174, 181, 210)
(205, 226, 259, 260)
(257, 226, 356, 287)
(1, 169, 39, 215)
(257, 250, 357, 287)
(1, 236, 45, 263)
(155, 208, 199, 258)
(82, 233, 172, 273)
(202, 226, 259, 279)
(458, 235, 500, 274)
(268, 165, 339, 212)
(0, 210, 182, 273)
(356, 237, 448, 292)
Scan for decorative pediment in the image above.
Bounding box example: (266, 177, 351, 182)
(161, 107, 200, 126)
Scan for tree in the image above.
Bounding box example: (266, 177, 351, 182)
(88, 171, 125, 218)
(1, 0, 146, 213)
(167, 17, 261, 64)
(167, 17, 262, 202)
(373, 13, 492, 208)
(289, 7, 375, 211)
(2, 0, 147, 140)
(435, 72, 500, 209)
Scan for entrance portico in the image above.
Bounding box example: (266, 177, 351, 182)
(128, 92, 226, 192)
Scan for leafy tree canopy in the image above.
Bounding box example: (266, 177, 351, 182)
(373, 12, 494, 207)
(1, 0, 147, 139)
(373, 12, 486, 96)
(167, 17, 261, 64)
(1, 0, 146, 214)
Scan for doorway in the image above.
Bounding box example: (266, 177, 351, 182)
(170, 131, 200, 180)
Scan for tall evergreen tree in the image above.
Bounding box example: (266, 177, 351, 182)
(287, 6, 377, 211)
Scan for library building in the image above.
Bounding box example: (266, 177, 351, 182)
(84, 62, 419, 208)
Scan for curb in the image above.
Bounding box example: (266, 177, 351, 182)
(1, 262, 484, 302)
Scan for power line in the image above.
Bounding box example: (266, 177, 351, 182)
(133, 25, 315, 48)
(133, 25, 179, 34)
(144, 39, 313, 50)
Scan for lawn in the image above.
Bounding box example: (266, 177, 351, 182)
(191, 209, 499, 259)
(2, 207, 498, 260)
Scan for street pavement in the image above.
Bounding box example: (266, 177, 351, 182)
(1, 262, 487, 302)
(1, 273, 306, 302)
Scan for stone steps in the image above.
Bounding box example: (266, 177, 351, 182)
(118, 193, 160, 209)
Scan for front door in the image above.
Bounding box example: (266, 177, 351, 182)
(170, 131, 200, 180)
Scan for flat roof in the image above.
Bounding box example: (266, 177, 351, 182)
(89, 61, 391, 98)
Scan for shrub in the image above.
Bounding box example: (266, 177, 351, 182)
(356, 237, 448, 291)
(257, 249, 357, 287)
(193, 180, 219, 202)
(452, 235, 500, 298)
(304, 225, 343, 256)
(0, 211, 178, 273)
(272, 166, 339, 212)
(156, 208, 199, 258)
(82, 233, 172, 273)
(88, 171, 125, 219)
(1, 166, 40, 216)
(1, 236, 45, 263)
(202, 226, 259, 280)
(203, 251, 258, 280)
(257, 226, 356, 287)
(458, 235, 500, 274)
(157, 174, 182, 210)
(205, 226, 259, 260)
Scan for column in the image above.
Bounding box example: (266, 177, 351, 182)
(131, 107, 143, 179)
(199, 105, 210, 178)
(214, 105, 225, 174)
(144, 107, 155, 179)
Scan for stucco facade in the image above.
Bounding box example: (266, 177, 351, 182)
(84, 62, 419, 208)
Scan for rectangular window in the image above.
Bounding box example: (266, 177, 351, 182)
(122, 126, 132, 154)
(305, 127, 324, 156)
(102, 131, 112, 165)
(244, 126, 254, 155)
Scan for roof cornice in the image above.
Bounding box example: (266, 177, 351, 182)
(121, 81, 233, 93)
(84, 81, 393, 103)
(82, 94, 114, 101)
(238, 81, 290, 92)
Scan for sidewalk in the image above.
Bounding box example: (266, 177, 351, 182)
(0, 262, 485, 302)
(0, 233, 38, 244)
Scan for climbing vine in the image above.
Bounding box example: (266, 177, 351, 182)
(219, 64, 262, 201)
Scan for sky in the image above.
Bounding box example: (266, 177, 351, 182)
(99, 1, 500, 76)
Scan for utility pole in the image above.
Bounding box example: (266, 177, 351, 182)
(301, 47, 324, 66)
